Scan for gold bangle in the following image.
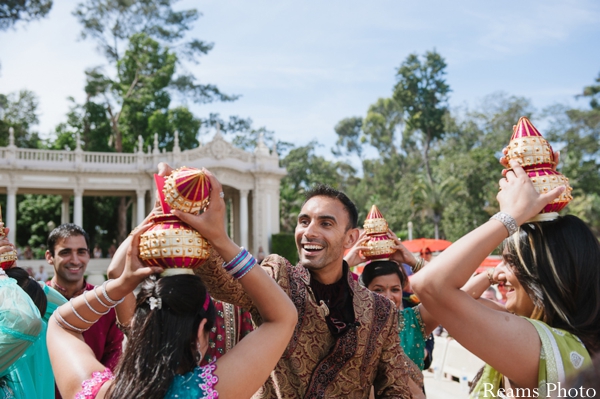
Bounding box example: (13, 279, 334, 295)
(412, 257, 425, 273)
(487, 267, 497, 285)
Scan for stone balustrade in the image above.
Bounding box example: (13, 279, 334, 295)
(0, 127, 286, 256)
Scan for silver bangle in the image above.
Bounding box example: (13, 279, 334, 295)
(70, 299, 95, 324)
(101, 280, 125, 306)
(54, 311, 90, 333)
(93, 286, 113, 309)
(83, 292, 110, 315)
(0, 269, 6, 277)
(490, 212, 519, 237)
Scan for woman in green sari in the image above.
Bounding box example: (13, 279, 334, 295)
(411, 160, 599, 398)
(347, 240, 494, 371)
(359, 260, 429, 369)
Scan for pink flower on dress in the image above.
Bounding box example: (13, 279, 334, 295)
(75, 368, 114, 399)
(198, 361, 219, 398)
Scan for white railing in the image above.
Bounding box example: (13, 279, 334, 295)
(17, 148, 75, 162)
(0, 147, 153, 169)
(84, 152, 138, 164)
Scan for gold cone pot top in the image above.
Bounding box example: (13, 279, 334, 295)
(506, 116, 555, 168)
(503, 117, 573, 221)
(363, 205, 388, 235)
(362, 205, 395, 261)
(163, 167, 212, 215)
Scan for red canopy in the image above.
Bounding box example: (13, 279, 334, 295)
(401, 238, 452, 253)
(475, 256, 503, 274)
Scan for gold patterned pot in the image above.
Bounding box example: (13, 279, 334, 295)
(139, 214, 210, 274)
(363, 233, 396, 261)
(0, 249, 17, 270)
(0, 210, 16, 270)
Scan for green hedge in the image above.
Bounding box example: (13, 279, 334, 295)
(271, 233, 298, 265)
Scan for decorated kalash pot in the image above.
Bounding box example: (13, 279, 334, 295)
(505, 116, 573, 221)
(0, 205, 17, 270)
(139, 167, 212, 276)
(362, 205, 396, 261)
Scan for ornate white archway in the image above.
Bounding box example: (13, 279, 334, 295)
(0, 128, 286, 256)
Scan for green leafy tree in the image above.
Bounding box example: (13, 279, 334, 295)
(362, 97, 404, 157)
(411, 175, 463, 239)
(0, 0, 52, 30)
(73, 0, 235, 105)
(279, 142, 356, 232)
(16, 194, 62, 250)
(393, 50, 450, 183)
(580, 70, 600, 109)
(332, 117, 364, 159)
(0, 90, 43, 148)
(49, 97, 114, 151)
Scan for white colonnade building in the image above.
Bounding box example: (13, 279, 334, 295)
(0, 127, 286, 256)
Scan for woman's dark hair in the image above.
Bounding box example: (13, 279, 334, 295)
(503, 215, 600, 354)
(107, 274, 216, 399)
(6, 267, 47, 316)
(360, 260, 407, 289)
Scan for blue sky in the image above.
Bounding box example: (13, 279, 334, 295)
(1, 0, 599, 159)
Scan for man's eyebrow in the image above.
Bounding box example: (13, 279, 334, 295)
(317, 215, 337, 223)
(297, 214, 337, 223)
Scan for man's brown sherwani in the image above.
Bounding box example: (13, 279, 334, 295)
(196, 253, 413, 399)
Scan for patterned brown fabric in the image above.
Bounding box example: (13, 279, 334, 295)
(196, 252, 413, 399)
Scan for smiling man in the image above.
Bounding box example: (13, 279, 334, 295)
(45, 224, 123, 398)
(195, 184, 414, 398)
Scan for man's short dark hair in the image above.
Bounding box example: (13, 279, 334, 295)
(47, 223, 90, 256)
(304, 184, 358, 230)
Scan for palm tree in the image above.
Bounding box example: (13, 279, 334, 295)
(411, 175, 463, 239)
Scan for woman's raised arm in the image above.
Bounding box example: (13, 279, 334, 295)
(173, 170, 297, 399)
(410, 161, 564, 389)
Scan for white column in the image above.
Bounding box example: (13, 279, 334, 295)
(136, 189, 146, 225)
(266, 193, 272, 251)
(239, 189, 249, 249)
(74, 188, 83, 227)
(150, 178, 157, 210)
(6, 187, 17, 244)
(61, 195, 70, 224)
(131, 201, 137, 230)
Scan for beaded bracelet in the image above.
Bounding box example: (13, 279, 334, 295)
(490, 212, 518, 237)
(70, 299, 95, 324)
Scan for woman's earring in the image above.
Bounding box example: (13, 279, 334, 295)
(196, 341, 203, 363)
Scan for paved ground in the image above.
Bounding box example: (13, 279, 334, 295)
(423, 370, 469, 399)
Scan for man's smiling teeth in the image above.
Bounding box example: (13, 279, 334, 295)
(303, 244, 323, 251)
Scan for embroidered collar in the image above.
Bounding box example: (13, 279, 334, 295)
(50, 278, 87, 299)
